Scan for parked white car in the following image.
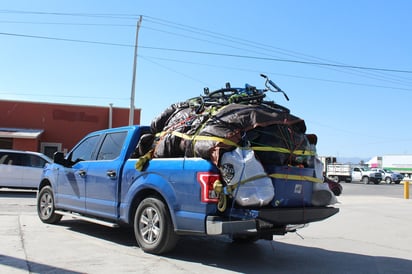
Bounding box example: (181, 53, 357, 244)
(0, 149, 52, 189)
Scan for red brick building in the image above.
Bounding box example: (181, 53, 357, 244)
(0, 100, 141, 158)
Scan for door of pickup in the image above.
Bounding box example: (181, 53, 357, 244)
(55, 134, 101, 212)
(84, 131, 127, 219)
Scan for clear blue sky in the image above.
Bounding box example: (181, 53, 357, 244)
(1, 0, 411, 160)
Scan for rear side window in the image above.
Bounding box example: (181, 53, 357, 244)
(0, 152, 47, 168)
(27, 155, 48, 168)
(97, 131, 127, 160)
(0, 152, 9, 164)
(0, 152, 23, 166)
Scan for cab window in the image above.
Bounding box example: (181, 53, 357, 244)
(97, 131, 127, 160)
(70, 135, 100, 163)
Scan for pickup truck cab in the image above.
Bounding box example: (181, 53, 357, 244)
(37, 125, 339, 254)
(352, 166, 382, 184)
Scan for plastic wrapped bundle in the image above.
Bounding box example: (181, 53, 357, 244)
(219, 147, 274, 207)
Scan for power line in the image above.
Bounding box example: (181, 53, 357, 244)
(0, 32, 132, 47)
(142, 55, 412, 92)
(0, 9, 138, 20)
(143, 46, 412, 74)
(0, 91, 129, 101)
(143, 16, 412, 85)
(1, 31, 411, 74)
(0, 20, 135, 27)
(2, 11, 412, 85)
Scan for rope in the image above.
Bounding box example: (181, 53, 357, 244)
(168, 130, 316, 157)
(268, 173, 322, 183)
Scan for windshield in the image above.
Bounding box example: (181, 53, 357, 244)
(383, 169, 393, 173)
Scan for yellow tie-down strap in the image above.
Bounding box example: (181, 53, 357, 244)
(166, 131, 316, 156)
(269, 173, 322, 183)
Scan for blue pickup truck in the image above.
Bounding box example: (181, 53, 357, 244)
(37, 125, 338, 254)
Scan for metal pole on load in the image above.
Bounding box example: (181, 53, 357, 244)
(129, 15, 143, 126)
(108, 103, 113, 128)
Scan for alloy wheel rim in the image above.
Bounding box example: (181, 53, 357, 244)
(139, 206, 160, 244)
(40, 192, 53, 217)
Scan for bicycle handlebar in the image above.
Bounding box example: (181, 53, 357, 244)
(260, 74, 289, 101)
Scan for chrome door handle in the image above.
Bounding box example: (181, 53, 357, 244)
(78, 170, 86, 177)
(107, 170, 117, 179)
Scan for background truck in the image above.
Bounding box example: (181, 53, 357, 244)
(324, 163, 352, 183)
(351, 166, 382, 184)
(37, 125, 339, 254)
(320, 157, 382, 184)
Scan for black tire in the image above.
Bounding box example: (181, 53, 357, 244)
(362, 176, 369, 184)
(385, 177, 392, 184)
(394, 180, 401, 184)
(134, 197, 178, 254)
(330, 183, 343, 196)
(37, 186, 62, 224)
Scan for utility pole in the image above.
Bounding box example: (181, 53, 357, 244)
(129, 15, 142, 126)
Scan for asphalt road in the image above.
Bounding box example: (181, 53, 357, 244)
(339, 180, 408, 197)
(1, 183, 411, 274)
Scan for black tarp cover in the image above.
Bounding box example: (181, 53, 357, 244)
(149, 101, 314, 167)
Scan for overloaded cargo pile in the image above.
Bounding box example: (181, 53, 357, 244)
(134, 77, 337, 210)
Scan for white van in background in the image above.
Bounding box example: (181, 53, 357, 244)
(0, 149, 52, 189)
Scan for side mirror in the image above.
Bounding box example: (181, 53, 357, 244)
(53, 152, 67, 166)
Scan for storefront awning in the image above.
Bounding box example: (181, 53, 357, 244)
(0, 128, 44, 139)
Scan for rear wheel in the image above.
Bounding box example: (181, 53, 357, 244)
(134, 197, 178, 254)
(37, 186, 62, 224)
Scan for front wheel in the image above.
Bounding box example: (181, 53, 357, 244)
(385, 177, 392, 184)
(134, 197, 178, 254)
(362, 176, 370, 184)
(37, 186, 62, 224)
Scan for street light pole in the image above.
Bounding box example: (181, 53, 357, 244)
(129, 15, 143, 126)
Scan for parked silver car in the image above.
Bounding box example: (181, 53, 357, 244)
(0, 149, 52, 189)
(371, 168, 404, 184)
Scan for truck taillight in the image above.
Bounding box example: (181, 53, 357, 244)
(197, 172, 220, 203)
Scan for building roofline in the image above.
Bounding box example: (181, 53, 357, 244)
(0, 99, 141, 111)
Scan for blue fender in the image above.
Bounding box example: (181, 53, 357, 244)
(119, 171, 178, 227)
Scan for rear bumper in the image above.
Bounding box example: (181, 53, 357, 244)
(206, 217, 257, 235)
(206, 207, 339, 235)
(258, 206, 339, 225)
